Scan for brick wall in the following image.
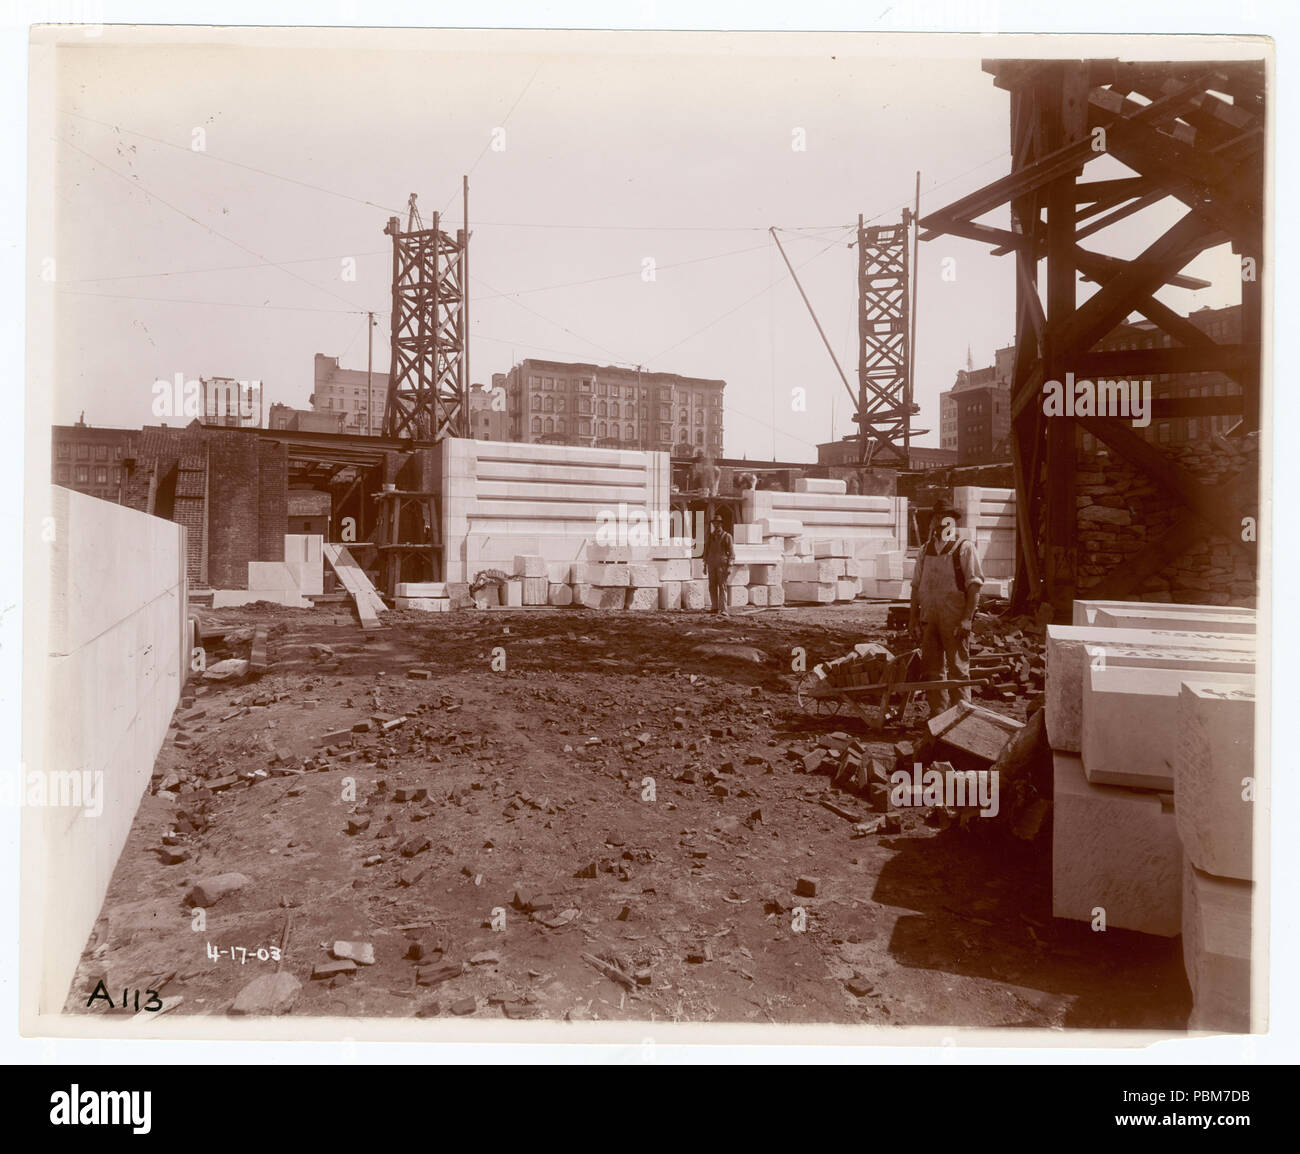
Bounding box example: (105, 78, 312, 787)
(124, 423, 289, 589)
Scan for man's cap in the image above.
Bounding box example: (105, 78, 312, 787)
(710, 512, 724, 522)
(931, 496, 962, 521)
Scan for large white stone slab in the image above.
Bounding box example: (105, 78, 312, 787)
(284, 534, 324, 595)
(732, 523, 764, 545)
(795, 477, 847, 494)
(513, 554, 547, 577)
(1071, 599, 1256, 626)
(1182, 861, 1252, 1033)
(658, 581, 681, 610)
(1045, 625, 1256, 753)
(248, 561, 299, 590)
(1081, 665, 1254, 791)
(813, 538, 850, 558)
(1052, 751, 1181, 937)
(681, 579, 711, 609)
(654, 558, 691, 581)
(396, 582, 447, 598)
(1093, 606, 1256, 634)
(1176, 680, 1256, 881)
(784, 581, 835, 603)
(626, 586, 658, 610)
(785, 560, 840, 582)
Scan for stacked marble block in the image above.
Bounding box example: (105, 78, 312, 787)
(439, 437, 671, 585)
(1047, 599, 1258, 1031)
(722, 523, 787, 607)
(212, 533, 323, 608)
(742, 480, 908, 604)
(568, 542, 708, 610)
(953, 485, 1015, 600)
(395, 582, 451, 612)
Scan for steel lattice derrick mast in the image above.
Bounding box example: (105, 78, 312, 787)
(383, 213, 468, 440)
(856, 212, 915, 461)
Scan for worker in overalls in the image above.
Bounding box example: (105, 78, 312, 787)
(908, 496, 985, 715)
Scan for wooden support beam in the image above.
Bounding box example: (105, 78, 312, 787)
(1057, 211, 1223, 357)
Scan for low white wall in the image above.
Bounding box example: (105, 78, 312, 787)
(954, 485, 1016, 579)
(24, 487, 188, 1015)
(740, 489, 908, 551)
(441, 439, 671, 583)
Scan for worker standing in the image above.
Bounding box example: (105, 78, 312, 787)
(908, 496, 985, 715)
(703, 512, 734, 615)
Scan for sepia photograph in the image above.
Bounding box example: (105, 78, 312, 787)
(15, 14, 1273, 1061)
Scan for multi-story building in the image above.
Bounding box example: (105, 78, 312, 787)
(938, 344, 1014, 465)
(1082, 304, 1243, 451)
(268, 402, 345, 433)
(52, 417, 136, 503)
(201, 376, 263, 428)
(467, 377, 511, 441)
(500, 359, 725, 453)
(311, 353, 385, 436)
(816, 438, 957, 470)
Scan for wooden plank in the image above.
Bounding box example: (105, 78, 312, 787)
(324, 542, 386, 629)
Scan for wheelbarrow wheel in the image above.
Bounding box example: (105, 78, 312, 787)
(797, 674, 842, 716)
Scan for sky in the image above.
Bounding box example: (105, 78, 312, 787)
(42, 28, 1246, 460)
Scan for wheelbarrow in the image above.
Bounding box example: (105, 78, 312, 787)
(796, 647, 989, 730)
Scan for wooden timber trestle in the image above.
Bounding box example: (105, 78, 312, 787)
(918, 59, 1263, 620)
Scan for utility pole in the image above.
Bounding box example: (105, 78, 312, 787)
(908, 170, 920, 462)
(463, 175, 470, 417)
(366, 310, 375, 435)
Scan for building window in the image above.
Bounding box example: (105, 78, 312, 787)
(543, 377, 554, 390)
(56, 465, 69, 483)
(695, 430, 704, 445)
(57, 442, 70, 459)
(543, 396, 554, 412)
(678, 429, 688, 444)
(578, 398, 591, 415)
(625, 424, 634, 441)
(597, 381, 607, 397)
(579, 379, 591, 392)
(95, 466, 108, 483)
(579, 419, 591, 436)
(531, 416, 542, 434)
(556, 397, 566, 412)
(76, 444, 89, 460)
(557, 418, 566, 434)
(75, 465, 89, 483)
(658, 405, 670, 420)
(610, 402, 619, 419)
(679, 409, 687, 423)
(95, 444, 108, 460)
(597, 422, 607, 438)
(531, 395, 541, 410)
(544, 417, 554, 434)
(610, 425, 620, 441)
(695, 410, 703, 425)
(597, 401, 607, 417)
(528, 376, 539, 388)
(555, 378, 567, 390)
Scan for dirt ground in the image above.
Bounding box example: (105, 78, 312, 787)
(65, 601, 1192, 1028)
